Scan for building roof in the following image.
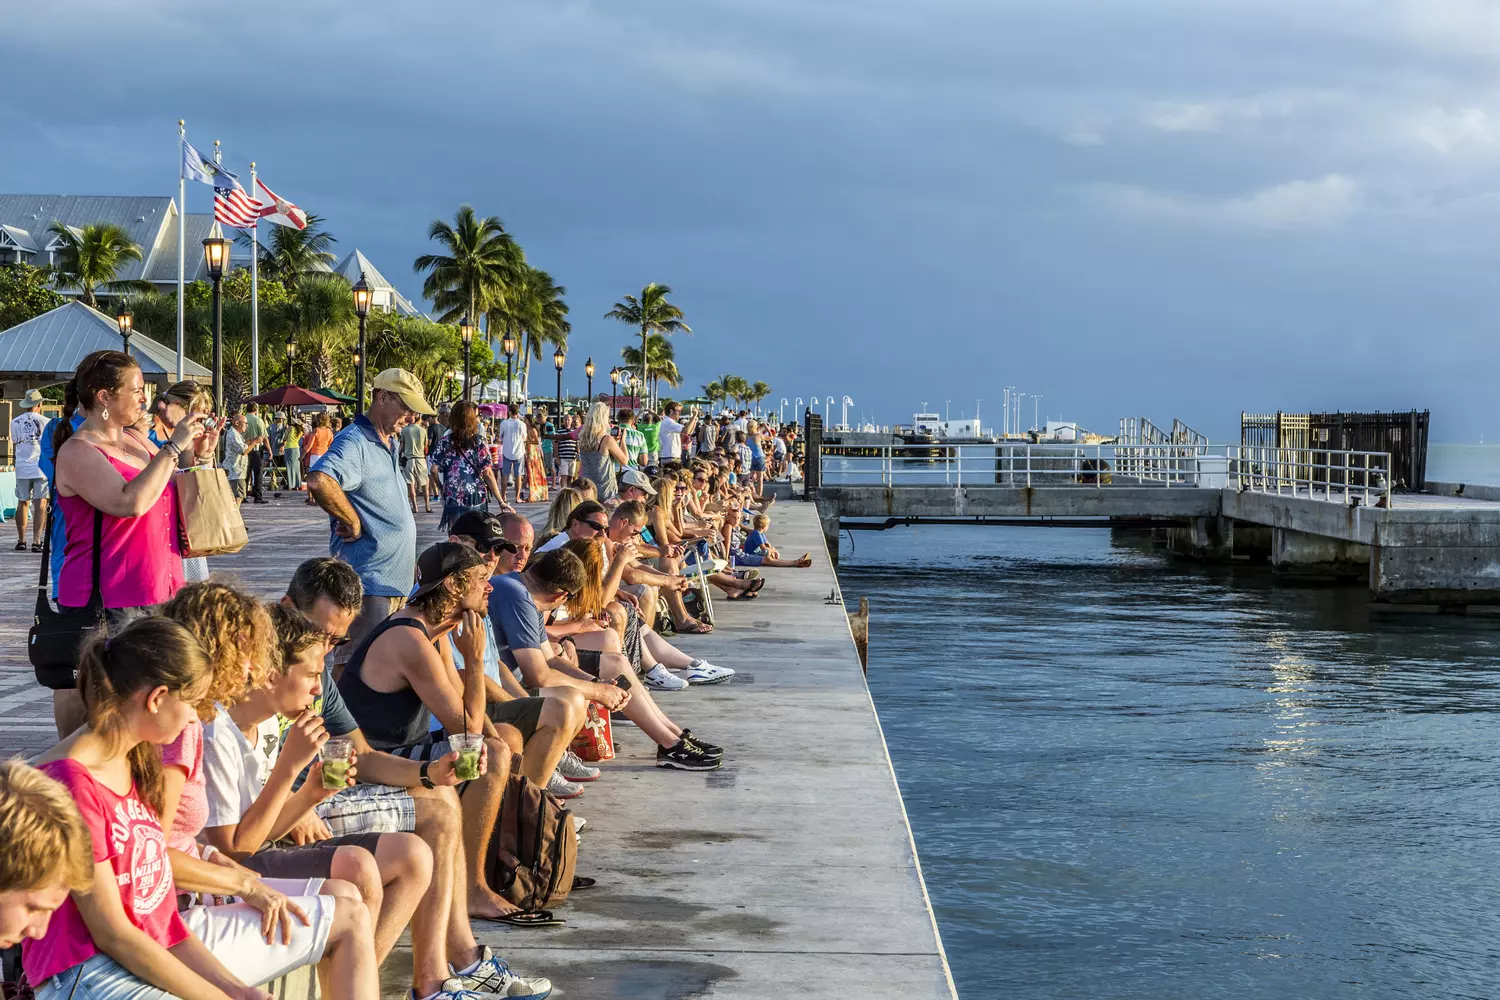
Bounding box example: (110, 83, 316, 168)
(0, 195, 175, 283)
(0, 225, 37, 252)
(0, 301, 210, 378)
(333, 249, 420, 315)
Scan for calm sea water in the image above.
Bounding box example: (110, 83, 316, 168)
(837, 444, 1500, 1000)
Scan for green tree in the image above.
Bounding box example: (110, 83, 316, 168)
(414, 205, 521, 331)
(236, 217, 337, 293)
(621, 333, 680, 405)
(604, 283, 690, 399)
(45, 222, 148, 307)
(748, 380, 771, 414)
(0, 263, 64, 330)
(275, 275, 357, 390)
(489, 265, 569, 398)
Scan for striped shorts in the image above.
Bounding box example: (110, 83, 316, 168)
(314, 783, 416, 836)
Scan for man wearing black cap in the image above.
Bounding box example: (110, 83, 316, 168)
(336, 541, 558, 923)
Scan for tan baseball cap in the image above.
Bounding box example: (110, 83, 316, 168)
(371, 368, 435, 415)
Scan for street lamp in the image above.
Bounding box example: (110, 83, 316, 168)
(584, 357, 594, 403)
(351, 272, 372, 413)
(501, 333, 516, 409)
(201, 237, 231, 413)
(553, 347, 566, 416)
(609, 367, 621, 410)
(459, 315, 474, 401)
(115, 306, 133, 355)
(284, 338, 296, 388)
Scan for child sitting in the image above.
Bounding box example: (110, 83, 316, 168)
(737, 513, 812, 568)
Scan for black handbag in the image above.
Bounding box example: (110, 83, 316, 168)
(29, 502, 105, 690)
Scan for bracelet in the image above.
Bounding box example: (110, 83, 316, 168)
(419, 759, 435, 789)
(162, 440, 183, 457)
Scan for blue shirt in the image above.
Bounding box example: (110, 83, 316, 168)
(744, 529, 768, 554)
(487, 572, 547, 673)
(312, 415, 417, 597)
(40, 415, 84, 597)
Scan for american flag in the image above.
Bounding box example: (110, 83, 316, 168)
(214, 176, 263, 228)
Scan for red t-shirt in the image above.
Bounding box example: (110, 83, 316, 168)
(23, 759, 189, 985)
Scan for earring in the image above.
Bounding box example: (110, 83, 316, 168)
(102, 408, 110, 422)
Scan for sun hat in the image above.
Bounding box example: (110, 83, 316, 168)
(620, 468, 657, 495)
(410, 541, 485, 600)
(20, 389, 44, 409)
(371, 368, 436, 416)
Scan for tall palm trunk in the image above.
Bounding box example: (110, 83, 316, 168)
(640, 326, 649, 405)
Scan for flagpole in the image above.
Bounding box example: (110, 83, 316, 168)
(176, 119, 186, 381)
(250, 161, 259, 396)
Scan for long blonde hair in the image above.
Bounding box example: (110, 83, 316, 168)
(562, 537, 607, 619)
(545, 486, 587, 535)
(578, 402, 612, 452)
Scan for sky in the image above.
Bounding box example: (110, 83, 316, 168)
(5, 0, 1500, 439)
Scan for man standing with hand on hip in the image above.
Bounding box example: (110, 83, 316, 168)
(308, 369, 436, 665)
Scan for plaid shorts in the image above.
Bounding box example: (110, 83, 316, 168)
(314, 783, 416, 836)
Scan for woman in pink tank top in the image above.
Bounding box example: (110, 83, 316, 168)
(51, 351, 214, 734)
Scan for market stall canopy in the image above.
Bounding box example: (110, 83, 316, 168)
(311, 386, 357, 405)
(0, 301, 209, 392)
(246, 386, 340, 407)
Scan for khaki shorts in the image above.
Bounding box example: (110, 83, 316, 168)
(403, 457, 430, 487)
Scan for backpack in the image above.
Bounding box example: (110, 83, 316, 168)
(682, 587, 713, 626)
(484, 773, 578, 911)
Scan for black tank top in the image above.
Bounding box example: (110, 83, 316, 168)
(335, 616, 434, 750)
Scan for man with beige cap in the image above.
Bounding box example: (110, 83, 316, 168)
(11, 389, 49, 552)
(308, 369, 437, 661)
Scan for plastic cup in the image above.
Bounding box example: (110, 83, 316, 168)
(449, 733, 483, 781)
(319, 738, 354, 790)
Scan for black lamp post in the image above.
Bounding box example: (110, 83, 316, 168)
(501, 333, 516, 409)
(351, 272, 372, 413)
(115, 306, 133, 355)
(609, 367, 620, 410)
(284, 338, 296, 388)
(459, 315, 474, 401)
(201, 237, 231, 414)
(584, 356, 594, 405)
(553, 347, 566, 415)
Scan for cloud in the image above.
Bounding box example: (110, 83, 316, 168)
(1143, 101, 1262, 133)
(1095, 175, 1360, 230)
(1404, 107, 1500, 155)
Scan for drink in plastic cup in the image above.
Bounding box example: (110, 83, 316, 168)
(450, 733, 483, 781)
(320, 738, 354, 790)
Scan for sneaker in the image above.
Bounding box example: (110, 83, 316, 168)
(643, 664, 690, 691)
(656, 739, 721, 771)
(573, 814, 587, 834)
(451, 948, 552, 1000)
(678, 659, 735, 685)
(610, 711, 636, 726)
(556, 750, 600, 782)
(679, 729, 723, 758)
(545, 771, 583, 799)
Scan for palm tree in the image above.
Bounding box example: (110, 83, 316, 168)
(702, 381, 725, 408)
(725, 375, 751, 410)
(236, 216, 337, 293)
(276, 274, 356, 389)
(116, 289, 178, 344)
(749, 380, 771, 415)
(487, 265, 569, 398)
(414, 206, 521, 332)
(604, 283, 690, 398)
(45, 222, 147, 307)
(621, 333, 679, 406)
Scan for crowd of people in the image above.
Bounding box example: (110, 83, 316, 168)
(0, 350, 816, 1000)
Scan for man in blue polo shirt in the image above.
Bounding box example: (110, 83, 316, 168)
(308, 368, 436, 663)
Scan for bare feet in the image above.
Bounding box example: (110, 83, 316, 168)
(469, 886, 521, 920)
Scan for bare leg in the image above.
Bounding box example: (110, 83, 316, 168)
(466, 737, 520, 920)
(14, 499, 26, 546)
(642, 628, 694, 669)
(597, 652, 682, 747)
(316, 886, 379, 1000)
(407, 786, 460, 997)
(32, 497, 47, 546)
(518, 688, 585, 785)
(331, 835, 431, 965)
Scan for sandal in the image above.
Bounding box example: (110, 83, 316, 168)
(30, 542, 42, 553)
(571, 875, 598, 891)
(13, 542, 25, 551)
(479, 909, 565, 928)
(747, 577, 766, 595)
(723, 589, 759, 600)
(675, 619, 714, 634)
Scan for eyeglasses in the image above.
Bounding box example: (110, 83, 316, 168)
(326, 632, 351, 647)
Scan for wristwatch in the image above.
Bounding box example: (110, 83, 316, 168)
(419, 759, 435, 789)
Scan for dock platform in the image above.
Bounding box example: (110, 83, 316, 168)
(0, 498, 958, 999)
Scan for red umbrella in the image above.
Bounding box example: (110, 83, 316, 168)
(245, 386, 341, 406)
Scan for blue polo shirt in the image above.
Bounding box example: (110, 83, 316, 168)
(312, 415, 416, 597)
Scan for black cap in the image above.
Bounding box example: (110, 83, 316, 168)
(411, 541, 484, 600)
(450, 510, 505, 549)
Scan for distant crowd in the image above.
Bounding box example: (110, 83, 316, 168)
(0, 349, 812, 1000)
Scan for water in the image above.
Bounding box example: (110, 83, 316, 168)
(838, 486, 1500, 999)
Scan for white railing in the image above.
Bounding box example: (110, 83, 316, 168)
(1228, 446, 1391, 507)
(819, 442, 1395, 506)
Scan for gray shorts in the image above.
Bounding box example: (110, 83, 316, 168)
(315, 783, 416, 836)
(403, 457, 430, 487)
(15, 476, 47, 502)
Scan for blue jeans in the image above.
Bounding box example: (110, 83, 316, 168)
(283, 445, 302, 489)
(35, 953, 175, 1000)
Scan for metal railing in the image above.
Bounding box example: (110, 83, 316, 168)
(818, 442, 1396, 507)
(1228, 446, 1391, 507)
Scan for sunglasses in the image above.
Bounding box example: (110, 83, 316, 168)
(326, 632, 351, 647)
(485, 538, 519, 555)
(583, 520, 608, 533)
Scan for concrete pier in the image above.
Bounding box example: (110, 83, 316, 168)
(0, 500, 958, 999)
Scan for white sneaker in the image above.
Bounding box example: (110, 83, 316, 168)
(545, 771, 583, 799)
(678, 659, 735, 684)
(556, 749, 600, 782)
(644, 664, 690, 690)
(449, 948, 553, 999)
(573, 814, 587, 834)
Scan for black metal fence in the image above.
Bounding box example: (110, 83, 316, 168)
(804, 411, 823, 495)
(1310, 411, 1429, 492)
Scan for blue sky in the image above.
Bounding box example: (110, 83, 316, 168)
(5, 0, 1500, 438)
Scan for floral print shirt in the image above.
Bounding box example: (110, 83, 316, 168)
(430, 436, 493, 507)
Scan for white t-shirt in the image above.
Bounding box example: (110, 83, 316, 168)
(536, 532, 571, 555)
(202, 708, 283, 828)
(11, 410, 47, 480)
(659, 415, 685, 461)
(773, 436, 788, 457)
(498, 418, 527, 461)
(732, 418, 748, 432)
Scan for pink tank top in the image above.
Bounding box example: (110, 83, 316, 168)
(57, 448, 184, 608)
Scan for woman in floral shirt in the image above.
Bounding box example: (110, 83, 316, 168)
(429, 400, 510, 529)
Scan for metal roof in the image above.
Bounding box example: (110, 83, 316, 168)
(0, 225, 38, 252)
(0, 195, 175, 282)
(333, 250, 420, 315)
(0, 301, 210, 378)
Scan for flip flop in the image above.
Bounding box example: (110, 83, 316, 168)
(480, 909, 565, 928)
(747, 577, 766, 594)
(571, 876, 598, 891)
(723, 589, 759, 600)
(675, 620, 714, 634)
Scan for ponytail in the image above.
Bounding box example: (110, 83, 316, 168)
(52, 377, 80, 454)
(76, 617, 208, 817)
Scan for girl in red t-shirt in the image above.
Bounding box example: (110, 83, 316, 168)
(26, 619, 273, 1000)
